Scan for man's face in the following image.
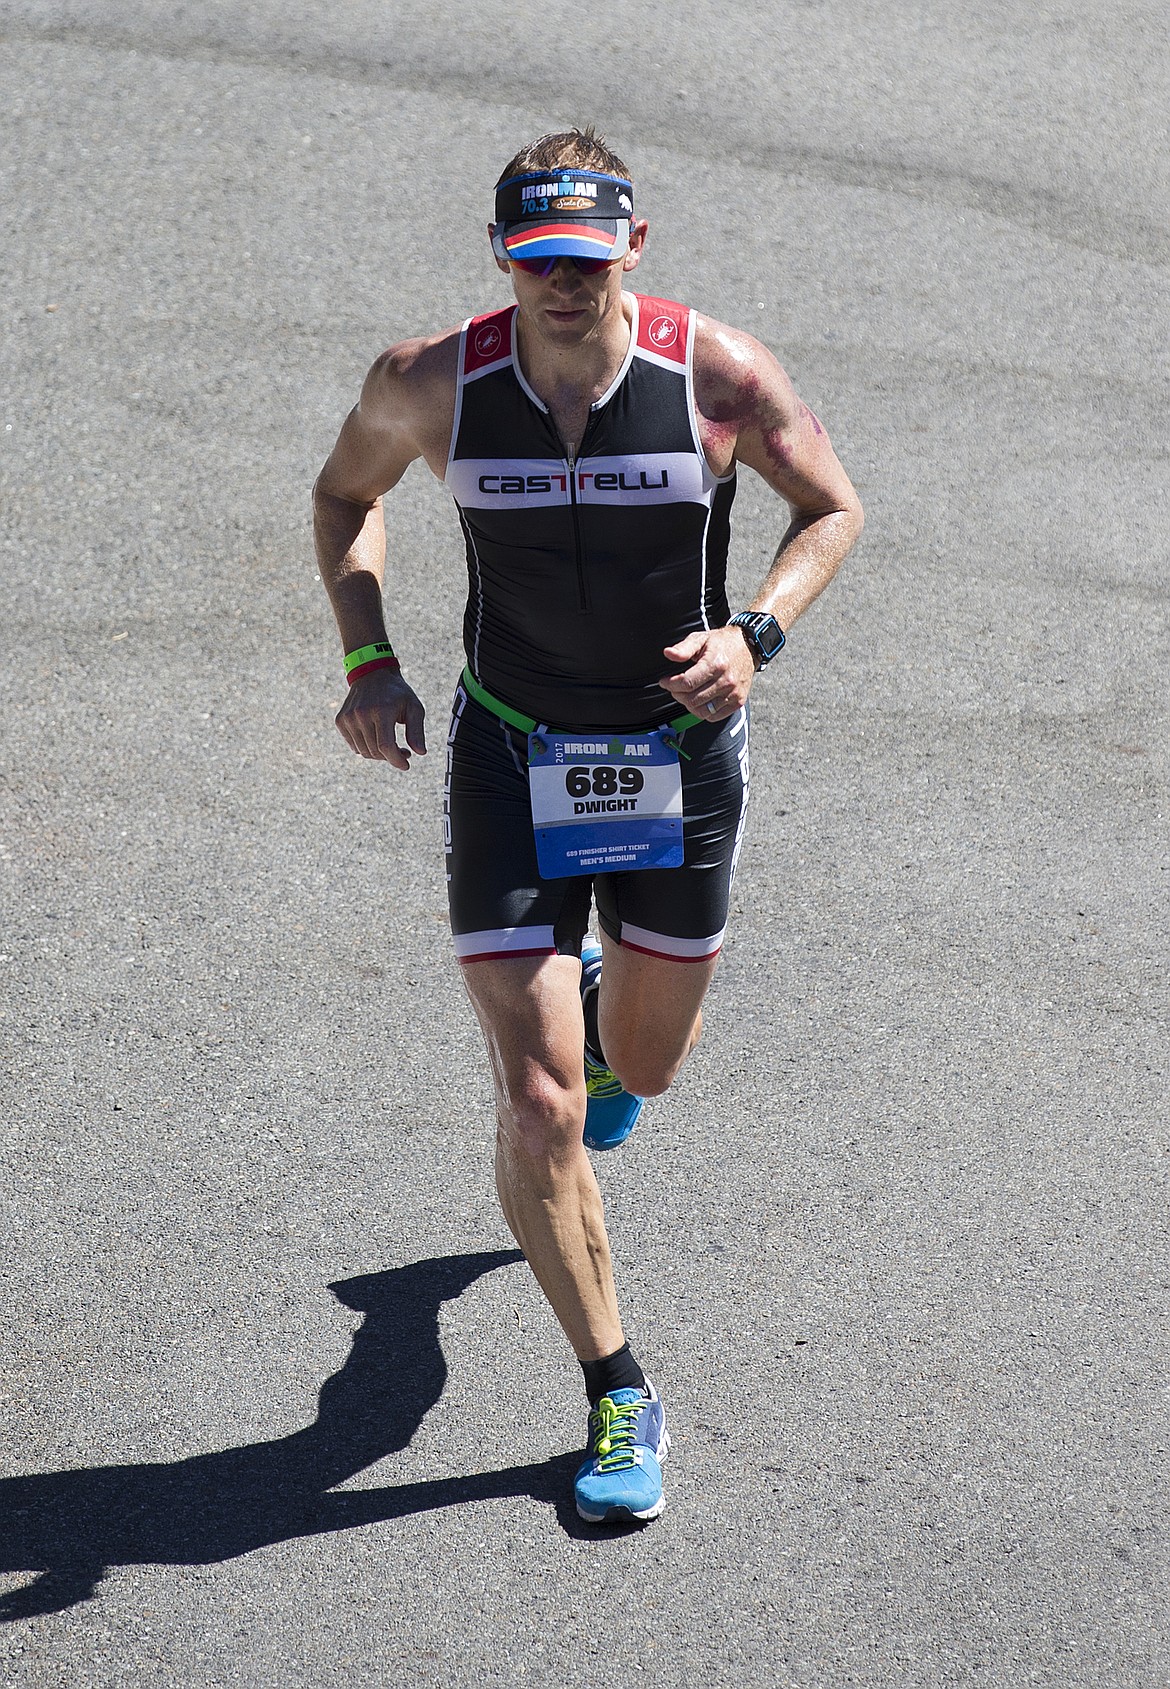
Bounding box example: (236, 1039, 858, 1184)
(490, 218, 648, 350)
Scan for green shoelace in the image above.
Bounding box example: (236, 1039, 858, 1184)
(584, 1055, 625, 1100)
(587, 1394, 645, 1471)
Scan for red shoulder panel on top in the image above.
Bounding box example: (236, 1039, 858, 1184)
(635, 295, 689, 364)
(463, 308, 513, 374)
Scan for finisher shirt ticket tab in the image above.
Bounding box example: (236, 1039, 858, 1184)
(528, 730, 684, 879)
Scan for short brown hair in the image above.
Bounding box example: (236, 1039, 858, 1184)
(496, 125, 632, 187)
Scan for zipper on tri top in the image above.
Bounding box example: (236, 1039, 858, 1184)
(566, 439, 589, 612)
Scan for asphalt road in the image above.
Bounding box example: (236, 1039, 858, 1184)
(1, 3, 1167, 1685)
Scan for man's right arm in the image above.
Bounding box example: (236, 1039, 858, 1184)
(313, 337, 453, 770)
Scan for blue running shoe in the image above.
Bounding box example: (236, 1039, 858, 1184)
(574, 1383, 670, 1524)
(580, 939, 644, 1151)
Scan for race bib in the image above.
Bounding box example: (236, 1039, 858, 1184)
(528, 729, 684, 879)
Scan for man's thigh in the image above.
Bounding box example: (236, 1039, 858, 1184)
(595, 930, 718, 1090)
(594, 705, 749, 965)
(460, 952, 587, 1102)
(591, 708, 749, 1089)
(445, 682, 592, 962)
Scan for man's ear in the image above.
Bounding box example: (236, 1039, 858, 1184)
(622, 218, 649, 272)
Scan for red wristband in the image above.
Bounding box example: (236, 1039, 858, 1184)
(346, 655, 401, 684)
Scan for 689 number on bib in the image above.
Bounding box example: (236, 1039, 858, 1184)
(565, 764, 644, 799)
(527, 728, 684, 880)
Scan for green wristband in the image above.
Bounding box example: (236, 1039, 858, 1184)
(344, 640, 396, 675)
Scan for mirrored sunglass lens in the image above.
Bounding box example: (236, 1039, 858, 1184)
(512, 256, 613, 276)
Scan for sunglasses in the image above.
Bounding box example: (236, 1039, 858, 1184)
(509, 255, 618, 277)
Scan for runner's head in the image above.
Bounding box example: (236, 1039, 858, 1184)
(490, 126, 645, 276)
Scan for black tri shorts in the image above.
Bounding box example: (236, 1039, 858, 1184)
(443, 679, 750, 965)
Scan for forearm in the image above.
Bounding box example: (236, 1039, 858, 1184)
(748, 504, 863, 632)
(313, 485, 391, 652)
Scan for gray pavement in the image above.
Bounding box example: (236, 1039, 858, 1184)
(1, 3, 1167, 1684)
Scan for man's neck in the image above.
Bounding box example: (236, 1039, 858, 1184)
(514, 291, 634, 426)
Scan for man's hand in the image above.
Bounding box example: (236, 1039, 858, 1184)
(658, 627, 757, 721)
(335, 668, 427, 770)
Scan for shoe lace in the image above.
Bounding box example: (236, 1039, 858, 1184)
(585, 1056, 624, 1101)
(588, 1394, 645, 1471)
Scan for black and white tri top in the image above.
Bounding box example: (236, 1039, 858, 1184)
(444, 292, 736, 730)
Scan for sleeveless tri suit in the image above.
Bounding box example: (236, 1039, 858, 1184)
(442, 293, 751, 965)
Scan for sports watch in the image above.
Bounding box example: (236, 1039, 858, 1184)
(728, 611, 786, 667)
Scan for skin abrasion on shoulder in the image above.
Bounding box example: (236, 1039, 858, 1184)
(698, 330, 806, 474)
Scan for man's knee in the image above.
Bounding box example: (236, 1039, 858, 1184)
(608, 1056, 677, 1099)
(605, 1022, 701, 1099)
(496, 1071, 586, 1162)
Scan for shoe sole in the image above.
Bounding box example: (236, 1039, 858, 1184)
(583, 1126, 638, 1152)
(577, 1494, 666, 1524)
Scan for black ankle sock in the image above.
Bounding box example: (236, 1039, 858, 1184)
(582, 1342, 646, 1404)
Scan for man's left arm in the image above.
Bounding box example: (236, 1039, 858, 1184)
(659, 324, 864, 719)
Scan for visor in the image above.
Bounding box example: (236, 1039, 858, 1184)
(491, 169, 634, 265)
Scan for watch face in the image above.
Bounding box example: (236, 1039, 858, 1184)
(756, 618, 785, 658)
(734, 613, 784, 662)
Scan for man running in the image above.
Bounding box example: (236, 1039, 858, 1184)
(313, 127, 863, 1524)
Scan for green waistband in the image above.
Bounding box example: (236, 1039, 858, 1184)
(460, 666, 701, 737)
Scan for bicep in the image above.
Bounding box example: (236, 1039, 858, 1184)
(737, 380, 859, 520)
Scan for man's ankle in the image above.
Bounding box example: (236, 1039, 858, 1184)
(581, 1341, 646, 1404)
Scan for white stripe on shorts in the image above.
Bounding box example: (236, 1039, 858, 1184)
(617, 921, 725, 963)
(454, 924, 557, 963)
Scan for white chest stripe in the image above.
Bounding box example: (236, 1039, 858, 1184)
(447, 451, 712, 511)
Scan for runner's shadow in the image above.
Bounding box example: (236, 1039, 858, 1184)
(0, 1248, 595, 1622)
